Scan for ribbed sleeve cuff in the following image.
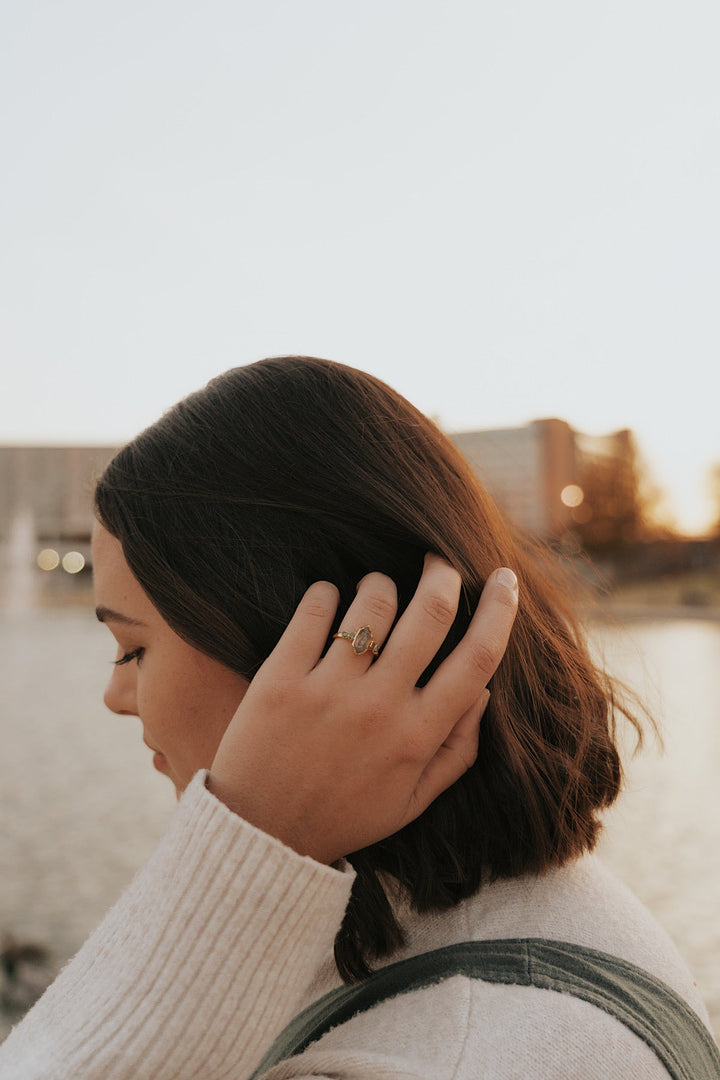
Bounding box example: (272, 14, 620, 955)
(0, 771, 354, 1080)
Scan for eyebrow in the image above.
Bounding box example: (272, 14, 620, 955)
(95, 606, 149, 628)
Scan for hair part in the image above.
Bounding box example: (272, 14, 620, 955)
(95, 356, 644, 982)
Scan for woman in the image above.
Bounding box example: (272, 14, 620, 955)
(0, 356, 715, 1078)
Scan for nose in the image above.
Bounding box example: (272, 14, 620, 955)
(104, 658, 139, 717)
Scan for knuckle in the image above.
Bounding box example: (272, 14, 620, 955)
(363, 588, 397, 623)
(303, 581, 339, 619)
(422, 591, 457, 627)
(394, 730, 424, 766)
(446, 746, 476, 777)
(463, 744, 479, 769)
(468, 639, 503, 676)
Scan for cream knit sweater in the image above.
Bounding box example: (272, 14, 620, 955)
(0, 772, 712, 1079)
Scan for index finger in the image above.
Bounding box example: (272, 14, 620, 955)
(420, 567, 518, 716)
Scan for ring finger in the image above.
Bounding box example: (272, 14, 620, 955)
(325, 572, 398, 674)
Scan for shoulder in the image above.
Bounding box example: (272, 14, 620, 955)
(280, 974, 670, 1079)
(279, 857, 710, 1079)
(394, 854, 707, 1021)
(290, 856, 708, 1078)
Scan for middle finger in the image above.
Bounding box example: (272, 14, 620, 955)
(378, 553, 462, 684)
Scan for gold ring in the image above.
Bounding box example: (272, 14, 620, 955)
(332, 625, 380, 657)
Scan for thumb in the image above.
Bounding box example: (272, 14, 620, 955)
(408, 689, 490, 822)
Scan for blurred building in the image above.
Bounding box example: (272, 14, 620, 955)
(0, 446, 117, 607)
(0, 424, 642, 607)
(450, 420, 641, 546)
(0, 447, 118, 544)
(451, 419, 576, 537)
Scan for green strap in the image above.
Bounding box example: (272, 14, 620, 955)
(250, 938, 720, 1080)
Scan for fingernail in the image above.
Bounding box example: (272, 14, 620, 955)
(495, 567, 517, 591)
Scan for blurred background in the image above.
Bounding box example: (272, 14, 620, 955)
(1, 0, 718, 1039)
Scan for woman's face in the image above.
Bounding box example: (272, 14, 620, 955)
(91, 523, 250, 794)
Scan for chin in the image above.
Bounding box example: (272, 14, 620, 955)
(170, 772, 189, 800)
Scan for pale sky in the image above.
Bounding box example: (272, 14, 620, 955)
(2, 1, 719, 533)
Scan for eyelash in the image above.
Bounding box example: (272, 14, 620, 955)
(113, 648, 145, 667)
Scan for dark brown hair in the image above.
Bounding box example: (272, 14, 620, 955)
(95, 356, 640, 981)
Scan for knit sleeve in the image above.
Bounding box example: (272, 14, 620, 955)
(0, 771, 354, 1080)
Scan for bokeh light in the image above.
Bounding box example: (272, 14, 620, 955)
(571, 504, 593, 525)
(561, 484, 585, 508)
(37, 548, 60, 571)
(61, 551, 86, 574)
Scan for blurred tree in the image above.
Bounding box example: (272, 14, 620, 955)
(634, 448, 677, 539)
(571, 430, 674, 552)
(708, 464, 720, 536)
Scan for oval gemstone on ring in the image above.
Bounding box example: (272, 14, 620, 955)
(353, 626, 373, 654)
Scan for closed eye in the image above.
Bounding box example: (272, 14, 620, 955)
(113, 648, 145, 667)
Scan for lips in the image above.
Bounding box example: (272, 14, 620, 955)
(142, 736, 168, 772)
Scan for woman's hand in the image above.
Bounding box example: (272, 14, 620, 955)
(207, 555, 518, 864)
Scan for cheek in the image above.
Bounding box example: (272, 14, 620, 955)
(156, 668, 249, 768)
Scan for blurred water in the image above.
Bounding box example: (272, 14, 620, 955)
(0, 608, 176, 1037)
(592, 617, 720, 1034)
(0, 609, 718, 1039)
